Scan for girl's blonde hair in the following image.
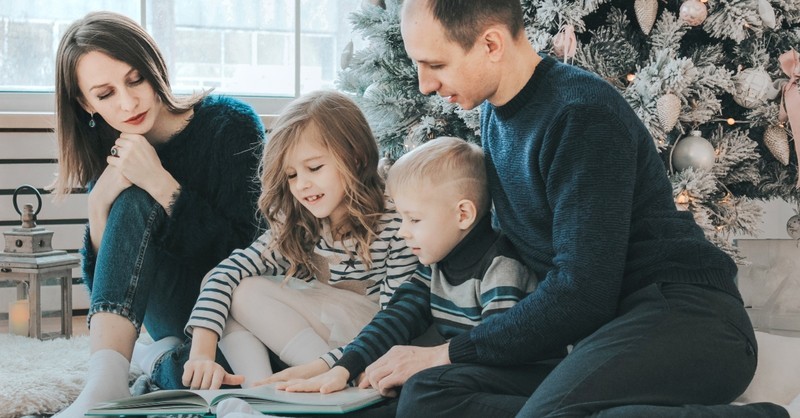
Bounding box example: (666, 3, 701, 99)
(53, 11, 205, 196)
(259, 90, 384, 279)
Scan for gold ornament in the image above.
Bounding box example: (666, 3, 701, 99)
(656, 93, 681, 131)
(764, 125, 790, 165)
(634, 0, 658, 35)
(671, 130, 716, 171)
(679, 0, 708, 26)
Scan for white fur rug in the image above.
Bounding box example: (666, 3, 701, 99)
(0, 334, 142, 418)
(0, 331, 797, 417)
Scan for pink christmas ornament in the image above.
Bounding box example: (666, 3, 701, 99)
(680, 0, 708, 26)
(553, 25, 577, 62)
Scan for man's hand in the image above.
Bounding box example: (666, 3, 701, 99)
(360, 343, 450, 396)
(275, 366, 350, 394)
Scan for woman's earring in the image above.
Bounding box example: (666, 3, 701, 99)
(88, 113, 96, 128)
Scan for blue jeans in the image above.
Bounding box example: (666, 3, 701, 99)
(85, 187, 209, 384)
(396, 283, 788, 418)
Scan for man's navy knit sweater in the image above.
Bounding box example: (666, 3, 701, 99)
(448, 55, 739, 366)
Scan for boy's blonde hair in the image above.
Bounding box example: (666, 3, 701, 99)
(259, 90, 384, 280)
(387, 136, 489, 217)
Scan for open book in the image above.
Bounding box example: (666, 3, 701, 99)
(85, 384, 383, 416)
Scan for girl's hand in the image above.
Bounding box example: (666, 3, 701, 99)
(275, 366, 350, 394)
(183, 327, 241, 390)
(182, 357, 244, 390)
(255, 358, 330, 386)
(106, 133, 180, 212)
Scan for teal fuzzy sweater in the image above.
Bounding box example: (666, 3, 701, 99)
(448, 55, 739, 365)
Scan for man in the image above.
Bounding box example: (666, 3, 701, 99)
(357, 1, 789, 417)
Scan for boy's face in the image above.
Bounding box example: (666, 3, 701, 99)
(393, 185, 467, 265)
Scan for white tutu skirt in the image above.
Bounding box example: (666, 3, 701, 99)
(231, 276, 378, 349)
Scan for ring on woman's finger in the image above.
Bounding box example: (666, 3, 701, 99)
(110, 146, 119, 157)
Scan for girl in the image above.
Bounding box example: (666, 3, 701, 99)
(180, 90, 419, 390)
(53, 12, 264, 417)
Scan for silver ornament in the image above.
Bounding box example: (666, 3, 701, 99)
(671, 130, 716, 171)
(763, 125, 790, 165)
(758, 0, 776, 29)
(340, 40, 354, 70)
(679, 0, 708, 26)
(377, 155, 394, 179)
(787, 214, 800, 239)
(732, 68, 780, 109)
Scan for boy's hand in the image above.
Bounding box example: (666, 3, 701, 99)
(256, 358, 329, 386)
(182, 357, 244, 390)
(275, 366, 350, 394)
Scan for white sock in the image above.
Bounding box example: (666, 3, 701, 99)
(218, 330, 273, 388)
(785, 393, 800, 418)
(54, 349, 131, 418)
(131, 335, 182, 375)
(216, 398, 263, 417)
(278, 327, 329, 366)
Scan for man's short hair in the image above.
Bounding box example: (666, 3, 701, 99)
(387, 136, 489, 216)
(418, 0, 524, 51)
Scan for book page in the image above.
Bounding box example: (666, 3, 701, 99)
(211, 384, 381, 407)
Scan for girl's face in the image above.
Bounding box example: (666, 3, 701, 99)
(76, 50, 163, 137)
(286, 124, 349, 229)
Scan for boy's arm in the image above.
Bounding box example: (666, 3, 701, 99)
(335, 269, 435, 380)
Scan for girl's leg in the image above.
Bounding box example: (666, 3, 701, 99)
(219, 317, 274, 387)
(231, 278, 330, 367)
(56, 187, 177, 417)
(516, 283, 787, 418)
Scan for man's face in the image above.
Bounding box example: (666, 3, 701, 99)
(400, 1, 496, 110)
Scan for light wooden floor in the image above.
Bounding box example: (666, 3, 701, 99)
(0, 314, 89, 336)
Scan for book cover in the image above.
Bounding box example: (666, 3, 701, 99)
(85, 384, 383, 416)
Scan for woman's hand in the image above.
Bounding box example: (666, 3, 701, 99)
(106, 133, 180, 213)
(255, 358, 330, 387)
(274, 366, 350, 394)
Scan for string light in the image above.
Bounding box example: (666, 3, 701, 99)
(626, 73, 636, 82)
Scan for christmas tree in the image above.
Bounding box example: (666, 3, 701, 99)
(338, 0, 800, 260)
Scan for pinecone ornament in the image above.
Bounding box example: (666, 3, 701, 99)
(634, 0, 658, 35)
(764, 125, 790, 165)
(340, 40, 354, 70)
(656, 93, 681, 132)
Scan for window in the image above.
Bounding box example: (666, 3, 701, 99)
(0, 0, 363, 114)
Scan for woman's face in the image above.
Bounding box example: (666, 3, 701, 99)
(76, 50, 162, 136)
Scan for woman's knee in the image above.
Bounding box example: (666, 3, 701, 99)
(109, 186, 159, 219)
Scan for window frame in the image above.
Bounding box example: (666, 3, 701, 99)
(0, 0, 312, 125)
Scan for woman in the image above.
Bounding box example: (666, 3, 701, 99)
(52, 11, 264, 417)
